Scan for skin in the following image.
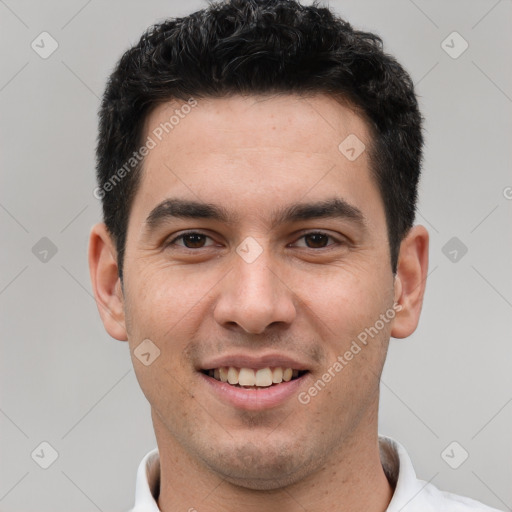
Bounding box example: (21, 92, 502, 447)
(89, 94, 429, 512)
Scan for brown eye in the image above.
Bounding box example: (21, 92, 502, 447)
(303, 233, 330, 248)
(291, 232, 339, 249)
(181, 233, 207, 248)
(167, 232, 215, 249)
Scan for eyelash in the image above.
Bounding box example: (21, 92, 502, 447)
(165, 231, 344, 250)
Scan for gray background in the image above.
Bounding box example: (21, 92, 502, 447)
(1, 0, 511, 510)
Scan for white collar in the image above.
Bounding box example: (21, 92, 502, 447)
(128, 435, 500, 511)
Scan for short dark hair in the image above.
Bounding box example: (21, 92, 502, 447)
(96, 0, 423, 279)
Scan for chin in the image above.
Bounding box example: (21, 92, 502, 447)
(201, 440, 317, 490)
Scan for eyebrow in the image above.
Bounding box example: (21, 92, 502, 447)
(144, 197, 367, 232)
(145, 199, 233, 229)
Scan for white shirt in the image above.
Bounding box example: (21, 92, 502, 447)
(127, 436, 502, 511)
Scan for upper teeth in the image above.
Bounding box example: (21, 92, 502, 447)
(209, 367, 298, 387)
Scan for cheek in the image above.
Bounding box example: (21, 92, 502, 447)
(125, 262, 214, 340)
(297, 263, 393, 343)
(124, 269, 202, 409)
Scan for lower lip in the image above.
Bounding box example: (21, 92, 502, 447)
(200, 372, 309, 411)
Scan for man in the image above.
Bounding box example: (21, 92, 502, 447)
(88, 0, 502, 510)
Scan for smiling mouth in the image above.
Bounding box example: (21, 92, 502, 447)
(201, 367, 308, 389)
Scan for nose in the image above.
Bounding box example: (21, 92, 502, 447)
(213, 248, 297, 334)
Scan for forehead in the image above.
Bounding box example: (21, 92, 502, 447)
(144, 94, 369, 161)
(129, 94, 383, 233)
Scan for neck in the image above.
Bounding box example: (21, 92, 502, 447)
(153, 408, 393, 512)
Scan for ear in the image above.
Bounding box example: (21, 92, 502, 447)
(391, 225, 429, 339)
(88, 223, 128, 341)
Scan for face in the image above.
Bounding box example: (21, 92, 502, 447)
(93, 94, 421, 490)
